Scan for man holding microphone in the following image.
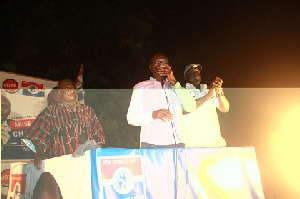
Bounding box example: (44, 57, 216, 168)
(127, 53, 196, 148)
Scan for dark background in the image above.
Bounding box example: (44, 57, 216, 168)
(1, 0, 300, 198)
(1, 0, 300, 88)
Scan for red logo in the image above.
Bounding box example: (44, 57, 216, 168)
(21, 81, 44, 90)
(1, 169, 10, 187)
(2, 79, 19, 93)
(10, 119, 35, 130)
(10, 174, 26, 194)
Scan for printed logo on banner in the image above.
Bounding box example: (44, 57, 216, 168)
(2, 79, 19, 93)
(21, 81, 45, 97)
(10, 174, 27, 195)
(6, 119, 36, 144)
(10, 119, 35, 130)
(1, 169, 10, 187)
(99, 155, 146, 199)
(112, 167, 134, 194)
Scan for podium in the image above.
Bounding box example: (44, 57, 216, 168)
(6, 147, 265, 199)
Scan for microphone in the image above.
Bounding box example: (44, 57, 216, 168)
(161, 76, 167, 86)
(160, 64, 167, 87)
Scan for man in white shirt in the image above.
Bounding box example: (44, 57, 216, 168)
(183, 64, 229, 147)
(127, 54, 196, 148)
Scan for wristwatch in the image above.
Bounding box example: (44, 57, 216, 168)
(216, 91, 225, 98)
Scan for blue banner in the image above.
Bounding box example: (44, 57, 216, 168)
(91, 147, 265, 199)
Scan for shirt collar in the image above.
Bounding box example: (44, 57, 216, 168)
(149, 77, 158, 82)
(186, 83, 207, 90)
(149, 77, 170, 84)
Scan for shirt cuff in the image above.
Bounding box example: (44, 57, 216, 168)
(22, 139, 37, 153)
(172, 81, 182, 89)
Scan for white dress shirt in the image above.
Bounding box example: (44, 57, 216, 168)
(127, 77, 189, 146)
(184, 83, 226, 147)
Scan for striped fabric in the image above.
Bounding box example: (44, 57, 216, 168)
(24, 103, 105, 158)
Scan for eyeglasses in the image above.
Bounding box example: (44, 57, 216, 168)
(152, 60, 169, 65)
(64, 86, 75, 92)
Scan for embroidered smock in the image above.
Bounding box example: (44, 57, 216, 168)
(24, 103, 105, 158)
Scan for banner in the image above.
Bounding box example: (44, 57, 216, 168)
(1, 162, 11, 198)
(91, 147, 265, 199)
(0, 71, 58, 146)
(44, 152, 92, 199)
(97, 155, 146, 198)
(7, 161, 43, 199)
(5, 147, 264, 199)
(1, 71, 57, 198)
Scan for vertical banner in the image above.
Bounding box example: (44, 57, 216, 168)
(6, 162, 43, 199)
(7, 162, 26, 199)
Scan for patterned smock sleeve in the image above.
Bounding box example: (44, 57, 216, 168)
(89, 107, 105, 145)
(24, 106, 52, 155)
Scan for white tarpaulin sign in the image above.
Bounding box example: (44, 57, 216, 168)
(0, 71, 58, 145)
(1, 71, 57, 198)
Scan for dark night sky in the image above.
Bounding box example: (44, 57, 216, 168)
(1, 0, 300, 88)
(150, 0, 300, 88)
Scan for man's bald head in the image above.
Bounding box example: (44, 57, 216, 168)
(58, 79, 75, 89)
(150, 53, 168, 64)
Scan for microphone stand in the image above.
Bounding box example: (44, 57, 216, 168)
(161, 78, 180, 199)
(161, 76, 167, 88)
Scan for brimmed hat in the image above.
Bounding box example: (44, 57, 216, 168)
(184, 64, 202, 76)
